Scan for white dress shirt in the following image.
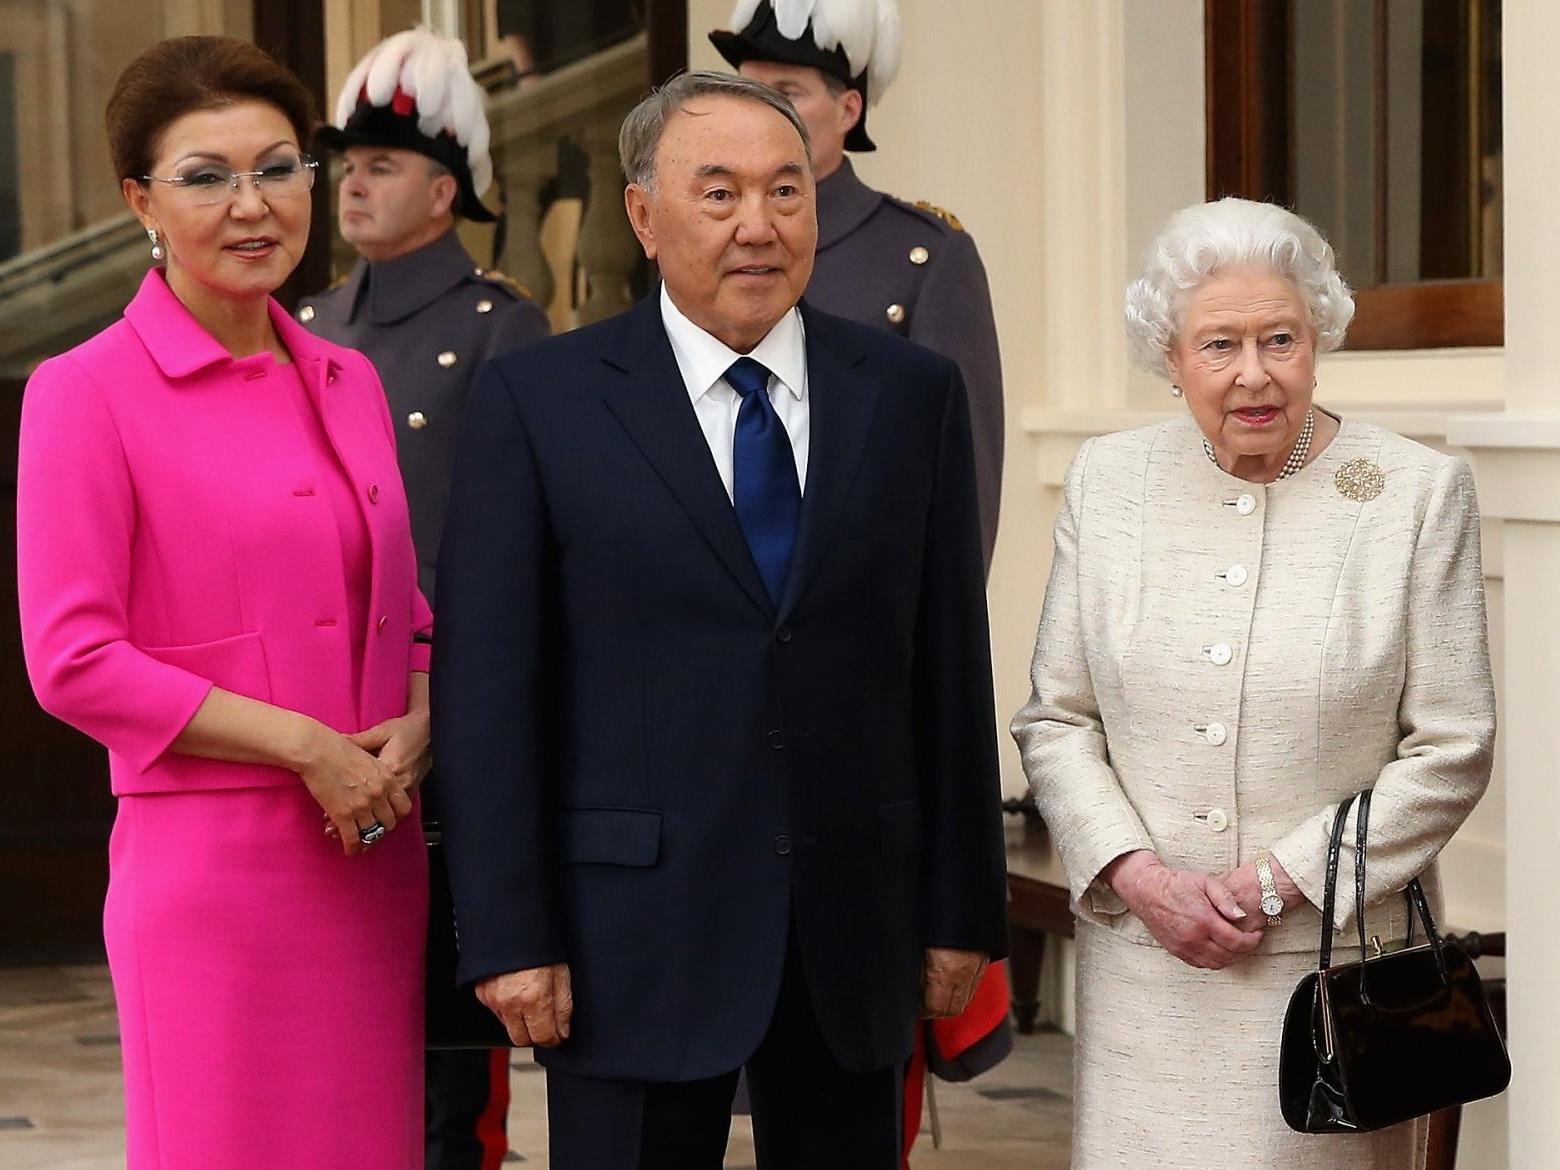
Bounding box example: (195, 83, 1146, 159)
(659, 284, 809, 500)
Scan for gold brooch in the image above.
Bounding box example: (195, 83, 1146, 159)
(1336, 459, 1386, 502)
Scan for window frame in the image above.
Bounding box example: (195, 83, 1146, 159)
(1203, 0, 1503, 350)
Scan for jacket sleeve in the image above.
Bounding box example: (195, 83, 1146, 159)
(1010, 440, 1155, 923)
(909, 231, 1004, 573)
(431, 359, 564, 983)
(913, 361, 1009, 958)
(16, 356, 215, 772)
(1269, 459, 1495, 928)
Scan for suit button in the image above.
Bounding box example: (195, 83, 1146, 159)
(886, 303, 906, 325)
(376, 615, 388, 634)
(297, 304, 315, 323)
(773, 835, 793, 855)
(1236, 493, 1257, 515)
(408, 411, 428, 430)
(767, 730, 785, 750)
(1223, 564, 1249, 587)
(775, 626, 793, 644)
(368, 484, 380, 504)
(438, 350, 459, 369)
(1206, 808, 1229, 833)
(1196, 721, 1228, 746)
(1206, 643, 1233, 667)
(476, 299, 494, 314)
(909, 245, 930, 265)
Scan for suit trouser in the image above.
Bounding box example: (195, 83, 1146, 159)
(425, 1048, 511, 1170)
(546, 935, 903, 1170)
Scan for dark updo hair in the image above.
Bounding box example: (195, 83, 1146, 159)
(106, 36, 317, 182)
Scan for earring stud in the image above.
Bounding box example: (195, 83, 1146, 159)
(147, 228, 164, 262)
(1170, 385, 1184, 399)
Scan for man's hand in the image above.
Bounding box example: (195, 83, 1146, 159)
(475, 963, 573, 1047)
(921, 947, 988, 1018)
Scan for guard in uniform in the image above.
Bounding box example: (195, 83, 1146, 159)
(712, 0, 1005, 571)
(711, 4, 1010, 1161)
(298, 28, 549, 1170)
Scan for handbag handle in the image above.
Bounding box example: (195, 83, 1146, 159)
(1350, 789, 1451, 1006)
(1316, 792, 1358, 972)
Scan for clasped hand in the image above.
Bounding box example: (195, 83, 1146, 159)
(302, 709, 431, 856)
(1106, 851, 1266, 970)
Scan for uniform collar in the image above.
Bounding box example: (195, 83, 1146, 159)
(815, 158, 883, 251)
(354, 229, 477, 325)
(123, 267, 345, 383)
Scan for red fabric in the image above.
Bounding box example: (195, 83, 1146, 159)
(901, 961, 1011, 1166)
(930, 959, 1011, 1058)
(391, 86, 417, 115)
(477, 1049, 511, 1170)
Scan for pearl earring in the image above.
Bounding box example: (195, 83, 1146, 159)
(147, 228, 164, 262)
(1170, 385, 1184, 398)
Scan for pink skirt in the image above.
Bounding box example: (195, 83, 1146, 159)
(105, 783, 427, 1169)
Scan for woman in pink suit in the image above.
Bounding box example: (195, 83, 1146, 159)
(16, 37, 430, 1168)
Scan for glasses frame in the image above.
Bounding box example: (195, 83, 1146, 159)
(138, 155, 320, 203)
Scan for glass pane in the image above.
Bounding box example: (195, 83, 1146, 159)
(325, 0, 657, 336)
(1290, 0, 1502, 289)
(0, 2, 249, 265)
(0, 2, 249, 379)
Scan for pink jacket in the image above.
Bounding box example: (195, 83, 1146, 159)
(17, 269, 433, 796)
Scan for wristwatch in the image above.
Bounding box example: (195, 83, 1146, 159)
(1255, 853, 1284, 927)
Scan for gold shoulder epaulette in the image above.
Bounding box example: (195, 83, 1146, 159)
(913, 200, 964, 232)
(478, 268, 536, 302)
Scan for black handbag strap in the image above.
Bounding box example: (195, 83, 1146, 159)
(1348, 789, 1451, 1004)
(1317, 792, 1358, 971)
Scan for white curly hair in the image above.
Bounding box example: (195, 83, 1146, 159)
(1124, 198, 1355, 379)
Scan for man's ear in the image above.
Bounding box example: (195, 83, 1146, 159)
(623, 184, 657, 260)
(429, 171, 459, 221)
(839, 88, 865, 136)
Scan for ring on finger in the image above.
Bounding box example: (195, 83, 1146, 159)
(358, 821, 387, 846)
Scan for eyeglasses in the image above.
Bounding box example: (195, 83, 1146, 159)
(139, 155, 319, 206)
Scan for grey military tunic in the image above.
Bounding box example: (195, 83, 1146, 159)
(298, 230, 549, 603)
(805, 158, 1004, 569)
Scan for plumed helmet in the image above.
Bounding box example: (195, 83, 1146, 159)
(316, 26, 496, 222)
(709, 0, 903, 152)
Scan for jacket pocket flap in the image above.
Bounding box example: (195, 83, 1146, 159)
(560, 807, 661, 867)
(141, 631, 271, 703)
(877, 800, 923, 858)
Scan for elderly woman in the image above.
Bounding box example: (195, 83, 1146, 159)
(16, 37, 430, 1168)
(1011, 197, 1495, 1169)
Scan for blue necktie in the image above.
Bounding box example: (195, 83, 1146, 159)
(725, 357, 800, 604)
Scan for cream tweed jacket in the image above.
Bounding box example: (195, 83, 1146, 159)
(1012, 414, 1496, 952)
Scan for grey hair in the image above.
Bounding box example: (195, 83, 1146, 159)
(618, 69, 812, 191)
(1124, 197, 1356, 379)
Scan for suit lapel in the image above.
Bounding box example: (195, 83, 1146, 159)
(777, 304, 879, 620)
(600, 298, 775, 617)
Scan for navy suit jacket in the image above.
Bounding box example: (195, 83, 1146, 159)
(432, 293, 1007, 1080)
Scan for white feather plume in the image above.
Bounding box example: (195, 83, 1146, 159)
(332, 25, 493, 196)
(726, 0, 902, 101)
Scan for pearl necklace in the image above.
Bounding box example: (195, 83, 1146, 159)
(1203, 408, 1316, 481)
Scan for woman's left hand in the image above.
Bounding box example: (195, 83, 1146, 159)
(350, 708, 432, 795)
(1222, 857, 1304, 924)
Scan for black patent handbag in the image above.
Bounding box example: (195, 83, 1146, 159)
(1278, 790, 1510, 1133)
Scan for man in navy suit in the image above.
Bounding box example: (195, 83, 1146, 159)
(432, 70, 1006, 1170)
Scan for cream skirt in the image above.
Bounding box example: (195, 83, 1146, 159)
(1071, 921, 1426, 1170)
